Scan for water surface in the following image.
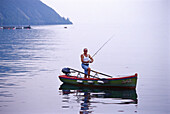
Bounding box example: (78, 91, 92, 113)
(0, 24, 169, 114)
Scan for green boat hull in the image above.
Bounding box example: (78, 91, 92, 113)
(59, 73, 137, 89)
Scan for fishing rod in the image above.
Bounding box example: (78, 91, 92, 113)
(92, 35, 113, 58)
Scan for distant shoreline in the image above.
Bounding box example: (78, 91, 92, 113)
(0, 25, 31, 30)
(0, 24, 73, 30)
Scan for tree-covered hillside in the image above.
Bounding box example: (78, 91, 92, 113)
(0, 0, 72, 25)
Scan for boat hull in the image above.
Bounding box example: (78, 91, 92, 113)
(59, 74, 137, 89)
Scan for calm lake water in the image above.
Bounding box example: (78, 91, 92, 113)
(0, 24, 169, 114)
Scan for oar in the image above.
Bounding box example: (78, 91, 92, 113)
(90, 69, 112, 78)
(68, 67, 101, 79)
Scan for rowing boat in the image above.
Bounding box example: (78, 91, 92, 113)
(59, 67, 138, 89)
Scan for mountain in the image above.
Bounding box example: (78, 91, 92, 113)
(0, 0, 72, 25)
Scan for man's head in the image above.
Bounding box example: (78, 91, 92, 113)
(83, 48, 88, 54)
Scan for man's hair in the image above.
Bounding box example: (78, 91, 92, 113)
(83, 48, 88, 51)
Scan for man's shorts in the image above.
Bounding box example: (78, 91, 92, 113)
(81, 63, 89, 75)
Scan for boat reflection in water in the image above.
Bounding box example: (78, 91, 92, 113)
(59, 83, 138, 113)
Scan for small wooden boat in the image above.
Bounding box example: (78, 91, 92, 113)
(23, 25, 31, 29)
(59, 68, 138, 89)
(16, 26, 23, 29)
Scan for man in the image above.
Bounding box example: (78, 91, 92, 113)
(81, 48, 94, 78)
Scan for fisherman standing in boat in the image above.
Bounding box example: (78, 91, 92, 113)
(81, 48, 94, 78)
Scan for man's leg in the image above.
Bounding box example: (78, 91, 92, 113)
(84, 74, 87, 78)
(82, 64, 88, 78)
(87, 67, 91, 78)
(84, 69, 88, 78)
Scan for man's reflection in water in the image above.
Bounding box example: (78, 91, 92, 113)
(60, 84, 138, 113)
(80, 92, 92, 114)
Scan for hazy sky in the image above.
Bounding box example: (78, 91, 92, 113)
(41, 0, 169, 25)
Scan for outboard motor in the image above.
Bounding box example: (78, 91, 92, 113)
(62, 68, 71, 75)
